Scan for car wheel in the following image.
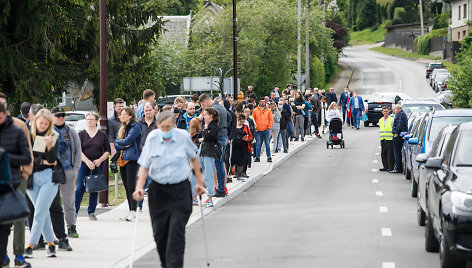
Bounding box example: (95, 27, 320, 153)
(326, 141, 329, 149)
(405, 167, 411, 181)
(417, 195, 426, 226)
(364, 121, 369, 127)
(425, 213, 439, 252)
(440, 230, 466, 268)
(411, 175, 418, 198)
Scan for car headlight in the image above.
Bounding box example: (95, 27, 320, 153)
(451, 191, 472, 212)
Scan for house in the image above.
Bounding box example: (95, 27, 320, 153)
(159, 15, 192, 47)
(451, 0, 471, 41)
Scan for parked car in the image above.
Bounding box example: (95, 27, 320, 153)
(400, 100, 444, 116)
(363, 92, 411, 127)
(408, 109, 472, 198)
(403, 113, 428, 181)
(433, 73, 450, 92)
(415, 125, 456, 226)
(157, 95, 191, 109)
(436, 90, 453, 108)
(73, 119, 101, 133)
(430, 69, 449, 87)
(426, 62, 445, 78)
(422, 122, 472, 268)
(65, 111, 89, 128)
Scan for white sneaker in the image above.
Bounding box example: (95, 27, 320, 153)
(119, 212, 130, 221)
(126, 212, 136, 222)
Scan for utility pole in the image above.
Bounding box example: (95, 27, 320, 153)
(419, 0, 425, 35)
(297, 0, 302, 91)
(233, 0, 238, 98)
(305, 0, 310, 90)
(98, 0, 109, 206)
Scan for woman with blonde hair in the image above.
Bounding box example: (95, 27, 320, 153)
(320, 96, 328, 134)
(326, 102, 341, 123)
(115, 107, 142, 221)
(25, 109, 60, 258)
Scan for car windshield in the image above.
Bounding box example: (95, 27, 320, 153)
(403, 104, 443, 115)
(437, 75, 449, 82)
(455, 134, 472, 166)
(65, 113, 85, 121)
(430, 64, 443, 68)
(429, 117, 472, 142)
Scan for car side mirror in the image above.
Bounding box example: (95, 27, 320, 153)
(400, 131, 407, 137)
(416, 153, 429, 164)
(404, 134, 413, 140)
(425, 157, 443, 170)
(408, 138, 419, 144)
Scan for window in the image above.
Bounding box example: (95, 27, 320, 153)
(458, 31, 461, 40)
(465, 4, 468, 18)
(464, 30, 467, 37)
(454, 133, 472, 166)
(459, 5, 462, 20)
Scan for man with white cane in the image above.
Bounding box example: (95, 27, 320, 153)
(133, 110, 205, 268)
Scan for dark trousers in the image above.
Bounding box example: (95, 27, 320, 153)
(0, 223, 12, 262)
(27, 188, 67, 243)
(393, 137, 404, 172)
(381, 139, 395, 170)
(304, 116, 309, 135)
(277, 129, 289, 151)
(311, 113, 319, 134)
(120, 161, 138, 211)
(342, 106, 347, 123)
(149, 180, 192, 268)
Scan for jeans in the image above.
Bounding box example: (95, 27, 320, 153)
(75, 162, 103, 215)
(27, 168, 58, 244)
(353, 108, 362, 129)
(393, 137, 404, 172)
(215, 134, 228, 193)
(254, 130, 271, 158)
(271, 128, 282, 152)
(201, 156, 216, 196)
(120, 161, 138, 211)
(278, 129, 289, 151)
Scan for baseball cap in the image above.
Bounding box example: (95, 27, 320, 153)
(51, 107, 65, 114)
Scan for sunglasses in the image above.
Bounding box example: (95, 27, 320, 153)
(55, 113, 66, 118)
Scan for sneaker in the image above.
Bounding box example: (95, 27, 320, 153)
(32, 240, 45, 250)
(58, 238, 73, 251)
(379, 168, 388, 172)
(254, 158, 260, 162)
(4, 255, 9, 267)
(68, 225, 79, 238)
(204, 199, 214, 208)
(46, 245, 56, 257)
(88, 213, 97, 221)
(213, 191, 226, 198)
(119, 213, 130, 221)
(267, 157, 272, 163)
(24, 247, 33, 259)
(144, 188, 149, 196)
(126, 212, 136, 222)
(192, 199, 199, 206)
(14, 255, 31, 268)
(236, 177, 245, 182)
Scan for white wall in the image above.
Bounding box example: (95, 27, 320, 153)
(451, 0, 470, 29)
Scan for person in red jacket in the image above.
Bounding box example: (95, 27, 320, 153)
(252, 98, 274, 162)
(231, 114, 253, 181)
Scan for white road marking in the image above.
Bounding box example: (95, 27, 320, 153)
(373, 160, 378, 164)
(376, 191, 383, 196)
(378, 146, 381, 149)
(372, 169, 378, 172)
(379, 206, 388, 213)
(381, 228, 392, 237)
(382, 262, 396, 268)
(372, 179, 379, 183)
(375, 153, 380, 156)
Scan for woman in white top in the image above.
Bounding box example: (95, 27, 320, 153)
(326, 102, 341, 123)
(320, 96, 328, 134)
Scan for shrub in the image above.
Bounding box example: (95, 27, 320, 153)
(414, 28, 448, 55)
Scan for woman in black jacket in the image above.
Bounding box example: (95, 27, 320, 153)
(198, 107, 219, 208)
(25, 109, 60, 258)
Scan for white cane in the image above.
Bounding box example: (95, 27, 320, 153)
(226, 142, 233, 176)
(198, 195, 210, 267)
(129, 208, 140, 268)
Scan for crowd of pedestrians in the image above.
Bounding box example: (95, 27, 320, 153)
(0, 85, 365, 267)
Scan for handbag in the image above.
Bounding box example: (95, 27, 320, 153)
(0, 184, 31, 224)
(360, 113, 369, 121)
(85, 172, 108, 193)
(117, 150, 129, 167)
(52, 161, 67, 184)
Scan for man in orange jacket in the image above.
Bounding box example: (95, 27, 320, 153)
(252, 98, 274, 162)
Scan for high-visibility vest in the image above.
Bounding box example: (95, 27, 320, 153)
(379, 117, 394, 141)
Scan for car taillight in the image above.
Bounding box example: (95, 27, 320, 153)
(427, 68, 431, 71)
(443, 83, 446, 89)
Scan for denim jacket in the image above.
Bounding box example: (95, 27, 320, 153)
(114, 122, 142, 161)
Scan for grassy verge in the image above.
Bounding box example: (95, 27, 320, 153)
(369, 46, 441, 60)
(80, 175, 128, 207)
(324, 64, 344, 89)
(349, 21, 389, 45)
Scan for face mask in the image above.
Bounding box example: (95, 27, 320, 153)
(278, 105, 283, 110)
(345, 90, 348, 93)
(354, 94, 358, 97)
(162, 129, 174, 139)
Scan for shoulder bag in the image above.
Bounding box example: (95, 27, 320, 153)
(52, 161, 67, 184)
(85, 171, 108, 193)
(117, 150, 129, 167)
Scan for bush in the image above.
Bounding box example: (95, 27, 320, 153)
(433, 12, 450, 30)
(414, 28, 448, 55)
(310, 56, 325, 88)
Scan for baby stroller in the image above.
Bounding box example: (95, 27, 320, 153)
(326, 117, 345, 149)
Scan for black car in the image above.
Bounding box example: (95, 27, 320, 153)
(422, 122, 472, 268)
(426, 62, 445, 78)
(363, 92, 411, 127)
(157, 95, 191, 109)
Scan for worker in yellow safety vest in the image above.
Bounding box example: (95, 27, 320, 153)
(378, 106, 395, 171)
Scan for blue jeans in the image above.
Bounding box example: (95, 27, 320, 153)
(26, 168, 58, 244)
(201, 156, 216, 196)
(353, 108, 362, 129)
(215, 134, 228, 193)
(287, 120, 294, 137)
(75, 162, 104, 215)
(255, 130, 271, 158)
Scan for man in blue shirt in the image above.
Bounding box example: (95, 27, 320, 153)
(133, 111, 204, 268)
(339, 87, 350, 124)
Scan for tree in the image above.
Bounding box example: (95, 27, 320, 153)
(326, 20, 349, 51)
(357, 0, 377, 30)
(449, 33, 472, 108)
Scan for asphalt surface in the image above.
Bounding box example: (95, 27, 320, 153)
(133, 46, 446, 267)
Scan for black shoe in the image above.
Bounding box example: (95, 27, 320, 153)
(389, 170, 402, 174)
(32, 240, 45, 250)
(24, 247, 33, 259)
(213, 191, 226, 198)
(267, 157, 272, 162)
(242, 173, 249, 178)
(283, 150, 288, 153)
(301, 138, 304, 142)
(379, 168, 388, 172)
(294, 138, 299, 142)
(254, 158, 260, 162)
(46, 245, 56, 257)
(58, 238, 73, 251)
(387, 169, 393, 172)
(274, 150, 278, 153)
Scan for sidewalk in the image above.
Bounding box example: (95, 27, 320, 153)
(8, 135, 322, 268)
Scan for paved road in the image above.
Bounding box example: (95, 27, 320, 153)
(134, 46, 443, 267)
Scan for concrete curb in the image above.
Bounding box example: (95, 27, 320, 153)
(113, 136, 320, 268)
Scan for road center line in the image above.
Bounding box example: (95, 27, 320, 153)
(373, 160, 378, 164)
(382, 262, 396, 268)
(372, 169, 378, 172)
(379, 206, 388, 213)
(376, 191, 383, 196)
(381, 228, 392, 237)
(372, 179, 379, 183)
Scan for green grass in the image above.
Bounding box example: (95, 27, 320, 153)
(376, 0, 394, 5)
(369, 46, 441, 60)
(349, 21, 389, 45)
(80, 176, 128, 207)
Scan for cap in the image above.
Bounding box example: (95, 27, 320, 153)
(51, 107, 65, 114)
